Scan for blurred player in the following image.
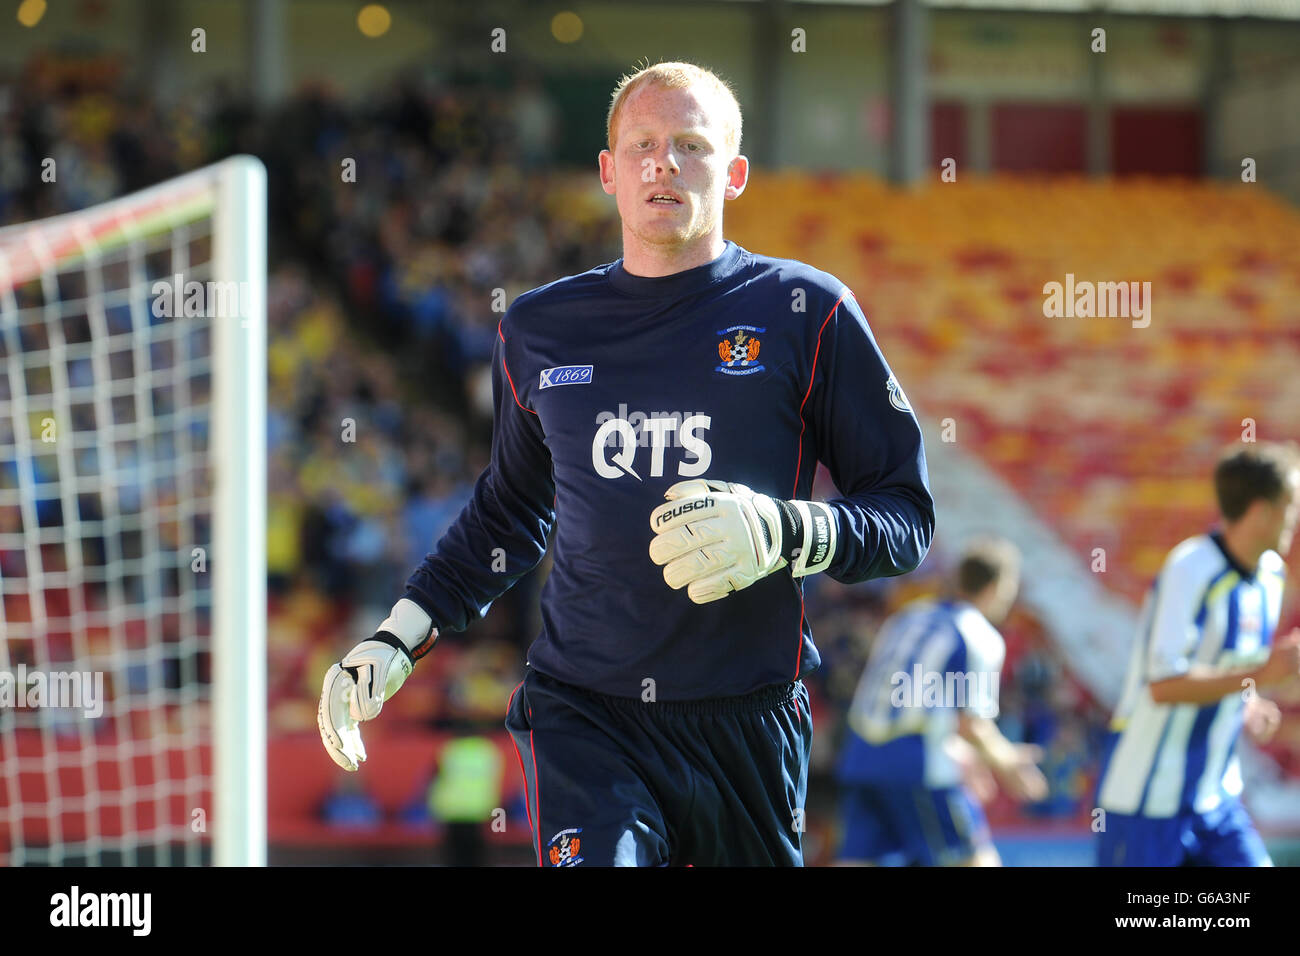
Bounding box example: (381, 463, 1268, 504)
(835, 538, 1048, 866)
(317, 61, 934, 865)
(1096, 442, 1300, 867)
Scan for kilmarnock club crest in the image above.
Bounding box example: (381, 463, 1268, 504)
(547, 827, 584, 866)
(715, 325, 765, 376)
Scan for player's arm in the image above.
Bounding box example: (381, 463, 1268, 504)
(950, 627, 1046, 803)
(319, 316, 555, 770)
(401, 317, 556, 631)
(942, 733, 997, 803)
(1142, 547, 1300, 706)
(1149, 629, 1300, 705)
(647, 289, 934, 603)
(795, 287, 934, 584)
(956, 713, 1046, 803)
(1244, 692, 1284, 744)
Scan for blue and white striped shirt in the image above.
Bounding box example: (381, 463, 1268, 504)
(1098, 532, 1285, 818)
(837, 598, 1005, 788)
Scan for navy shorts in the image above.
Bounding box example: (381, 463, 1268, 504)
(1095, 798, 1271, 867)
(837, 783, 991, 866)
(504, 667, 812, 866)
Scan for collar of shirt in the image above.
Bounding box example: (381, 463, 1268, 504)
(606, 239, 747, 298)
(1209, 529, 1257, 582)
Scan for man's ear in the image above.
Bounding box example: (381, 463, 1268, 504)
(725, 154, 749, 200)
(598, 149, 616, 195)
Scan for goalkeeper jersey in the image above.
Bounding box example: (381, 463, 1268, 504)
(403, 239, 934, 700)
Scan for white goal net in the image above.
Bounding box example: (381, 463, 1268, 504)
(0, 156, 266, 866)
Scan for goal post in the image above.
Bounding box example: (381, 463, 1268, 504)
(211, 157, 268, 868)
(0, 156, 267, 866)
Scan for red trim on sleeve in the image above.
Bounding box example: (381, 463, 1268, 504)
(791, 291, 847, 680)
(498, 320, 538, 417)
(792, 291, 846, 497)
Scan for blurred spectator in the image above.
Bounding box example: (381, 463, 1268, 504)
(320, 776, 382, 829)
(428, 735, 504, 866)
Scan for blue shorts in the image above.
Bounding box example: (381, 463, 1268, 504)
(504, 667, 812, 866)
(1095, 798, 1271, 867)
(837, 782, 991, 866)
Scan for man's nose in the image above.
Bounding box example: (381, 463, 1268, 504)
(655, 146, 680, 175)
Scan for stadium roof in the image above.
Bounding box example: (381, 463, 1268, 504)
(780, 0, 1300, 19)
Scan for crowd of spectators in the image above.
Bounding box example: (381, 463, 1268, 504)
(0, 55, 1110, 843)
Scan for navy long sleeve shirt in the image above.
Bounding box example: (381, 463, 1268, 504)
(404, 240, 934, 699)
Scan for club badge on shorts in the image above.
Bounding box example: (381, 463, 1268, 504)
(547, 827, 584, 866)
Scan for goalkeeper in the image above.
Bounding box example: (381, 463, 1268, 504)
(318, 61, 934, 866)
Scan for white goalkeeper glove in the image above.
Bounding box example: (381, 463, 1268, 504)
(648, 478, 837, 604)
(317, 598, 438, 771)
